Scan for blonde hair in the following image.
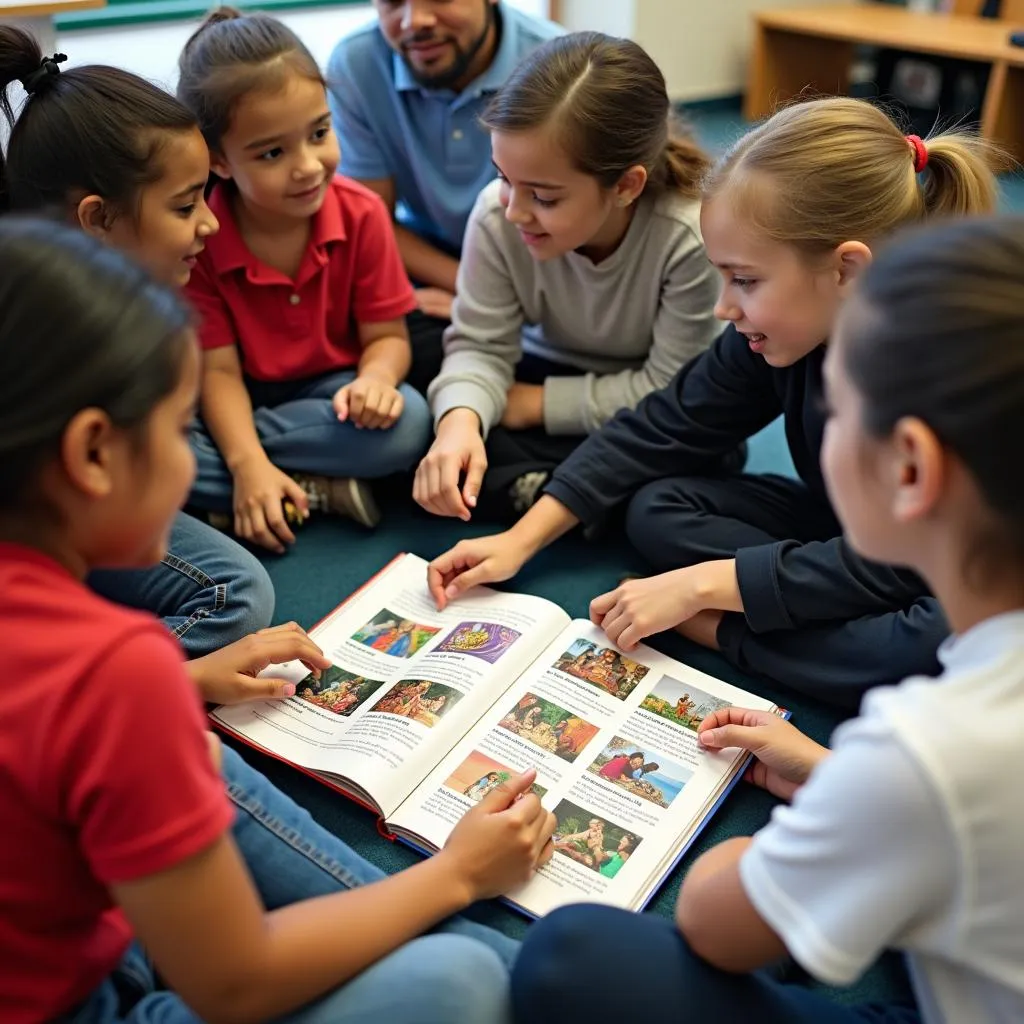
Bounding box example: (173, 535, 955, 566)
(703, 97, 1004, 255)
(482, 32, 709, 199)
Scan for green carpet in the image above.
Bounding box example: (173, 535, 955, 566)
(227, 417, 913, 1007)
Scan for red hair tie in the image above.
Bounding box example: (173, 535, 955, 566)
(906, 134, 928, 173)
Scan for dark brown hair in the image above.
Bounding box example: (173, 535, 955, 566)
(0, 25, 197, 216)
(840, 215, 1024, 565)
(177, 6, 322, 152)
(0, 217, 190, 511)
(482, 31, 708, 199)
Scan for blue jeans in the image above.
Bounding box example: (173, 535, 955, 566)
(89, 512, 274, 657)
(68, 747, 516, 1024)
(512, 905, 921, 1024)
(189, 370, 432, 512)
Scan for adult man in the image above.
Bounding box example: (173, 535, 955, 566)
(327, 0, 562, 392)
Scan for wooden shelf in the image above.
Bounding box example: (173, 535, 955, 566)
(745, 3, 1024, 161)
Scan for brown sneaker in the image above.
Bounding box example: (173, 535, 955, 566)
(292, 475, 381, 529)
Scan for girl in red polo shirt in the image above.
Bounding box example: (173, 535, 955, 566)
(0, 218, 551, 1023)
(178, 7, 432, 553)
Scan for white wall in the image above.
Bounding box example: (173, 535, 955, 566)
(56, 0, 548, 90)
(558, 0, 857, 102)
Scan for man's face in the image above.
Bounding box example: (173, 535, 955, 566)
(375, 0, 496, 90)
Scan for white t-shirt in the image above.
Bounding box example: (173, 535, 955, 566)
(740, 611, 1024, 1023)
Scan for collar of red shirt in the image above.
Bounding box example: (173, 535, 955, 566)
(203, 179, 347, 281)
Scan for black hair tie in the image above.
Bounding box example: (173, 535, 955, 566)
(20, 53, 68, 96)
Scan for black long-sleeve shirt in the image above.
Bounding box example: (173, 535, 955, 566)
(546, 325, 933, 635)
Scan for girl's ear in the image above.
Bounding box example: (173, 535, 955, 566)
(834, 240, 872, 291)
(890, 416, 944, 526)
(208, 151, 233, 181)
(60, 408, 118, 500)
(76, 195, 115, 239)
(614, 165, 648, 207)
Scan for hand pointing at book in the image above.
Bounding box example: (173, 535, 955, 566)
(187, 622, 332, 705)
(441, 768, 556, 900)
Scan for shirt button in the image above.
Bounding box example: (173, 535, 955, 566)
(289, 294, 301, 305)
(452, 129, 463, 140)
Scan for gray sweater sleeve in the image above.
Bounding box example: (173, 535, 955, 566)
(426, 199, 524, 438)
(542, 225, 720, 435)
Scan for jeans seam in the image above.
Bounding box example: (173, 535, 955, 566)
(160, 554, 227, 640)
(226, 779, 364, 890)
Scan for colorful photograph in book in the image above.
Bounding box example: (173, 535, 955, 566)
(551, 799, 641, 879)
(351, 608, 441, 659)
(497, 692, 600, 763)
(436, 621, 522, 663)
(640, 677, 731, 733)
(585, 734, 693, 809)
(443, 749, 547, 803)
(370, 679, 463, 727)
(295, 665, 383, 717)
(553, 639, 649, 700)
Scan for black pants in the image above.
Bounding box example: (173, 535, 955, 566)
(405, 308, 448, 397)
(512, 905, 921, 1024)
(624, 473, 947, 710)
(478, 353, 589, 522)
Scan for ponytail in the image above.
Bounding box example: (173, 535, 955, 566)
(0, 25, 46, 212)
(651, 120, 710, 199)
(919, 131, 1000, 216)
(703, 97, 1005, 256)
(0, 24, 197, 218)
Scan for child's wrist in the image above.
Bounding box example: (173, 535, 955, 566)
(357, 366, 400, 388)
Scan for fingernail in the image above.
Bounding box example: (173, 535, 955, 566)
(466, 495, 477, 507)
(445, 584, 458, 599)
(283, 683, 296, 696)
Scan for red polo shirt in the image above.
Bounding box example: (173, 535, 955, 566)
(185, 175, 417, 382)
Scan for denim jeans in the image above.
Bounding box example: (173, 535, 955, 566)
(88, 512, 274, 657)
(188, 370, 433, 512)
(67, 747, 516, 1024)
(512, 905, 921, 1024)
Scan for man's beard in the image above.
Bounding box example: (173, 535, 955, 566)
(400, 2, 496, 90)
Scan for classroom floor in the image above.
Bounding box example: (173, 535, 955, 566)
(226, 98, 1019, 1008)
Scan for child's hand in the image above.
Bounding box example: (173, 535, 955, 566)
(501, 382, 544, 430)
(333, 374, 404, 430)
(427, 532, 528, 608)
(439, 769, 555, 901)
(414, 408, 487, 520)
(698, 709, 829, 801)
(590, 561, 739, 651)
(187, 622, 332, 705)
(232, 456, 309, 553)
(415, 287, 454, 321)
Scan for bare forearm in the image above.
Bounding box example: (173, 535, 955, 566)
(228, 857, 473, 1023)
(359, 334, 410, 387)
(202, 370, 266, 471)
(508, 495, 579, 557)
(395, 225, 459, 293)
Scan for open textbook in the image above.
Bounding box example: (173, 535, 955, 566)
(212, 553, 780, 919)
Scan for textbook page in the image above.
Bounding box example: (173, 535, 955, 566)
(212, 554, 571, 818)
(388, 620, 777, 916)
